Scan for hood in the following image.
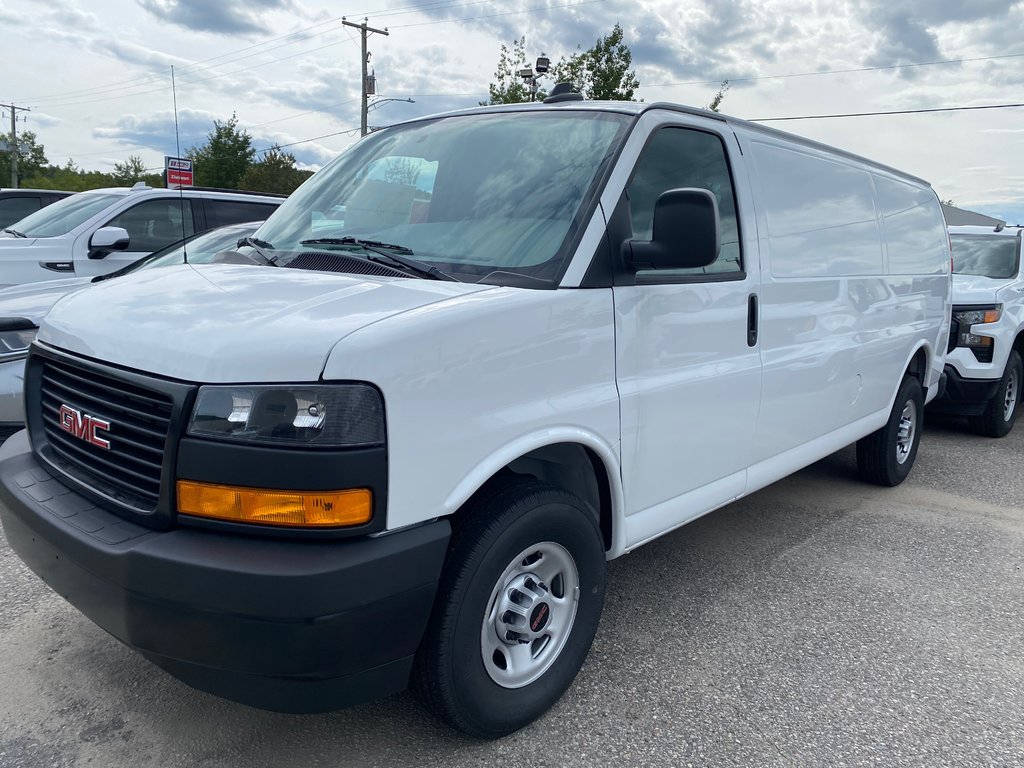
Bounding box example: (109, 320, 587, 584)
(0, 277, 94, 324)
(38, 263, 495, 382)
(0, 235, 44, 246)
(951, 273, 1008, 306)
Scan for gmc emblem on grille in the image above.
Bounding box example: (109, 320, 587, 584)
(58, 405, 111, 450)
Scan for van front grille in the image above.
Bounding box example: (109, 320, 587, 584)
(39, 357, 173, 511)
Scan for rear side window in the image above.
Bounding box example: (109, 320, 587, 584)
(0, 196, 43, 228)
(628, 127, 742, 279)
(106, 199, 196, 252)
(204, 199, 279, 229)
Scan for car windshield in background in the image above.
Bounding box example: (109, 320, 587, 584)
(951, 234, 1020, 279)
(125, 222, 262, 274)
(9, 193, 123, 238)
(253, 111, 631, 285)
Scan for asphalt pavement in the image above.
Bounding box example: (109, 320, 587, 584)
(1, 414, 1022, 767)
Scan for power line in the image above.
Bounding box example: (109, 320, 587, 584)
(751, 102, 1024, 122)
(389, 0, 610, 28)
(641, 51, 1024, 90)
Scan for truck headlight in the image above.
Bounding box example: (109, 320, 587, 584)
(0, 321, 37, 362)
(952, 305, 1001, 363)
(952, 306, 1001, 327)
(187, 384, 384, 447)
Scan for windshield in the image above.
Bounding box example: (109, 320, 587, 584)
(10, 192, 122, 238)
(122, 222, 263, 274)
(951, 234, 1020, 279)
(253, 110, 630, 285)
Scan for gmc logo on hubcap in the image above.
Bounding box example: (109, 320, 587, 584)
(58, 405, 111, 450)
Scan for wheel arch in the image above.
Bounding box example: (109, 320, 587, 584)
(443, 430, 624, 556)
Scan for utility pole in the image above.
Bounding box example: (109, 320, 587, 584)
(4, 104, 31, 188)
(342, 18, 389, 137)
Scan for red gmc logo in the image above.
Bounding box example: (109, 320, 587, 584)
(58, 405, 111, 450)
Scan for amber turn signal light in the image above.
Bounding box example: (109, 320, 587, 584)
(177, 480, 372, 528)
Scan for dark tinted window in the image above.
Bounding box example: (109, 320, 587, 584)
(951, 234, 1020, 279)
(628, 127, 742, 278)
(0, 196, 43, 228)
(205, 199, 280, 228)
(106, 199, 196, 252)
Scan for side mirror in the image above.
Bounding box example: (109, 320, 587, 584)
(625, 188, 720, 271)
(88, 226, 130, 259)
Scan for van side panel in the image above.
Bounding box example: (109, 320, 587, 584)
(753, 142, 884, 278)
(740, 131, 946, 463)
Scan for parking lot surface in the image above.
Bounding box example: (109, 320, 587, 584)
(1, 415, 1022, 767)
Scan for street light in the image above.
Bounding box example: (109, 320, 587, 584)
(367, 97, 415, 113)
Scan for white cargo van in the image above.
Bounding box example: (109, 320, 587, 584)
(0, 95, 951, 737)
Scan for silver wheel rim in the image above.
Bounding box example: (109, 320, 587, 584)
(896, 401, 916, 465)
(481, 541, 580, 689)
(1003, 366, 1019, 421)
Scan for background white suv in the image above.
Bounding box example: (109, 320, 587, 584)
(931, 224, 1024, 436)
(0, 183, 283, 287)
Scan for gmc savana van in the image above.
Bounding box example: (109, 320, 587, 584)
(0, 97, 951, 737)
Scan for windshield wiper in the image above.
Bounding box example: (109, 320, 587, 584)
(2, 228, 27, 238)
(236, 235, 278, 265)
(299, 237, 458, 281)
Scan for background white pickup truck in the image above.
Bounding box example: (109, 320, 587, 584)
(931, 225, 1024, 436)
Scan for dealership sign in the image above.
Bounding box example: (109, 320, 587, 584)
(164, 156, 193, 189)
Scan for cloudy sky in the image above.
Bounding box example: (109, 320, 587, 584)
(3, 0, 1023, 222)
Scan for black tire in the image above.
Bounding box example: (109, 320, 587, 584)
(411, 478, 606, 738)
(857, 375, 924, 487)
(969, 350, 1022, 438)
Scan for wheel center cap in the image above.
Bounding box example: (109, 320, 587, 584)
(530, 602, 551, 633)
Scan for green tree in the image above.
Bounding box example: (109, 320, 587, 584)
(22, 158, 163, 192)
(0, 130, 48, 186)
(706, 80, 730, 112)
(186, 113, 255, 189)
(111, 154, 149, 186)
(481, 37, 541, 105)
(238, 148, 311, 195)
(551, 24, 640, 101)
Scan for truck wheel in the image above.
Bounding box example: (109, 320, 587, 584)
(969, 350, 1022, 438)
(412, 478, 606, 738)
(857, 375, 923, 487)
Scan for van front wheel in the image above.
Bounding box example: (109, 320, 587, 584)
(857, 375, 923, 486)
(412, 479, 606, 738)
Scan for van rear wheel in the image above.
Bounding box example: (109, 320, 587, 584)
(411, 478, 606, 738)
(969, 349, 1022, 438)
(857, 375, 923, 487)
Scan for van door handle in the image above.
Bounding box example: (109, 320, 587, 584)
(747, 293, 758, 347)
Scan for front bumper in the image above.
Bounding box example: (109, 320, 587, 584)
(929, 364, 1001, 416)
(0, 431, 450, 713)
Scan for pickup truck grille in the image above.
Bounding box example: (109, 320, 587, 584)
(39, 356, 173, 511)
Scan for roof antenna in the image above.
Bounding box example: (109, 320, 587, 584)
(171, 65, 188, 264)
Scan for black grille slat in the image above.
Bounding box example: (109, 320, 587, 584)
(40, 360, 173, 413)
(40, 408, 165, 473)
(37, 357, 174, 513)
(44, 426, 161, 498)
(40, 394, 167, 446)
(42, 372, 171, 432)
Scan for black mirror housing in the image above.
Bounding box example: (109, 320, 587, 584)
(626, 188, 720, 271)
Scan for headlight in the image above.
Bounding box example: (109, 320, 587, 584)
(952, 305, 1001, 362)
(953, 306, 1001, 326)
(187, 384, 385, 447)
(0, 320, 37, 361)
